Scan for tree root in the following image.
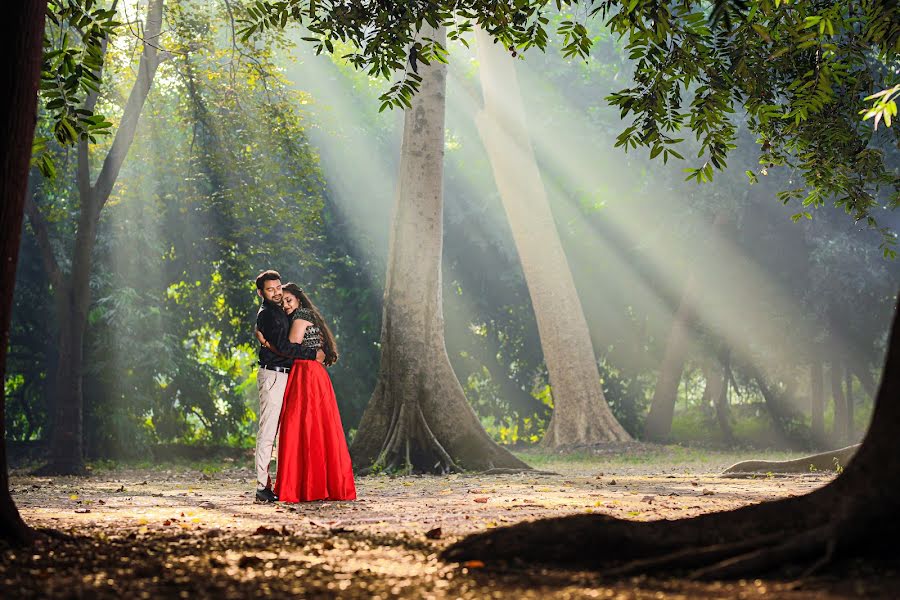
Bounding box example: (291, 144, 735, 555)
(480, 468, 557, 476)
(722, 445, 858, 474)
(602, 532, 784, 577)
(689, 525, 833, 580)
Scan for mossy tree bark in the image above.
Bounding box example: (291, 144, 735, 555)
(474, 28, 630, 447)
(349, 25, 529, 474)
(445, 294, 900, 578)
(0, 0, 48, 546)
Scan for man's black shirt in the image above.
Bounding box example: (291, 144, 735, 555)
(256, 299, 317, 367)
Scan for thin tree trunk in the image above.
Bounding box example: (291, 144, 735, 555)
(703, 354, 734, 445)
(645, 214, 729, 441)
(753, 370, 807, 451)
(850, 361, 876, 399)
(830, 358, 847, 448)
(474, 28, 629, 447)
(0, 0, 48, 544)
(32, 0, 165, 474)
(845, 368, 854, 442)
(349, 26, 528, 474)
(644, 275, 695, 441)
(810, 358, 825, 445)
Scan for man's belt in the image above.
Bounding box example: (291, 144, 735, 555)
(259, 363, 290, 374)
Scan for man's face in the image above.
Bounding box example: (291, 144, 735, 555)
(258, 279, 283, 303)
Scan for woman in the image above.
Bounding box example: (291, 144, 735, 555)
(266, 283, 356, 502)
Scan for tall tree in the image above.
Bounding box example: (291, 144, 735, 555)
(349, 26, 528, 473)
(1, 0, 48, 545)
(474, 27, 630, 446)
(27, 0, 165, 474)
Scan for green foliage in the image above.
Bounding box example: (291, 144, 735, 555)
(237, 0, 593, 110)
(242, 0, 899, 248)
(601, 0, 900, 248)
(862, 84, 900, 129)
(36, 0, 121, 176)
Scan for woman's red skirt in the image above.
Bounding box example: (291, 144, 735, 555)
(274, 360, 356, 502)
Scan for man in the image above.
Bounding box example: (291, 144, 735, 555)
(254, 269, 324, 503)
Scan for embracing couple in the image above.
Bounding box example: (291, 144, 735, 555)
(253, 269, 356, 504)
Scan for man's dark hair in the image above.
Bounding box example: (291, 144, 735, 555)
(255, 269, 281, 290)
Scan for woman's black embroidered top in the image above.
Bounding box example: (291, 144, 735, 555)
(292, 307, 323, 350)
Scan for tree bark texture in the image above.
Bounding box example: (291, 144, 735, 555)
(474, 28, 629, 447)
(445, 294, 900, 578)
(32, 0, 164, 474)
(0, 0, 48, 545)
(349, 26, 528, 474)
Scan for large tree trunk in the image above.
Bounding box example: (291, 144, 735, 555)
(0, 0, 48, 544)
(445, 294, 900, 578)
(32, 0, 164, 474)
(349, 26, 528, 474)
(474, 28, 630, 447)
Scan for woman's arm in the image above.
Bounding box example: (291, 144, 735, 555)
(288, 319, 312, 345)
(255, 328, 270, 349)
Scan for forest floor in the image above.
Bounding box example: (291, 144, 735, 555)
(3, 444, 898, 598)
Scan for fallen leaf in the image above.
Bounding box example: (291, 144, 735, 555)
(609, 480, 617, 485)
(463, 560, 485, 569)
(425, 527, 442, 539)
(163, 520, 172, 526)
(69, 494, 79, 500)
(641, 495, 654, 504)
(473, 497, 489, 503)
(702, 489, 715, 496)
(253, 526, 281, 536)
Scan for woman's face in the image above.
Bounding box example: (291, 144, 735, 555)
(282, 291, 299, 314)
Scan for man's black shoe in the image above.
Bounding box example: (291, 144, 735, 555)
(255, 487, 278, 503)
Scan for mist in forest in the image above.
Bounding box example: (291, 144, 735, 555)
(8, 4, 898, 459)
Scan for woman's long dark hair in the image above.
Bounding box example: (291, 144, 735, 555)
(282, 283, 339, 366)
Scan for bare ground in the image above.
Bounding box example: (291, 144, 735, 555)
(3, 446, 898, 598)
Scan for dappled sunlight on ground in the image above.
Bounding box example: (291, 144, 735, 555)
(3, 448, 896, 598)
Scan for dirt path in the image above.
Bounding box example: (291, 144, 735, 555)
(3, 451, 897, 598)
